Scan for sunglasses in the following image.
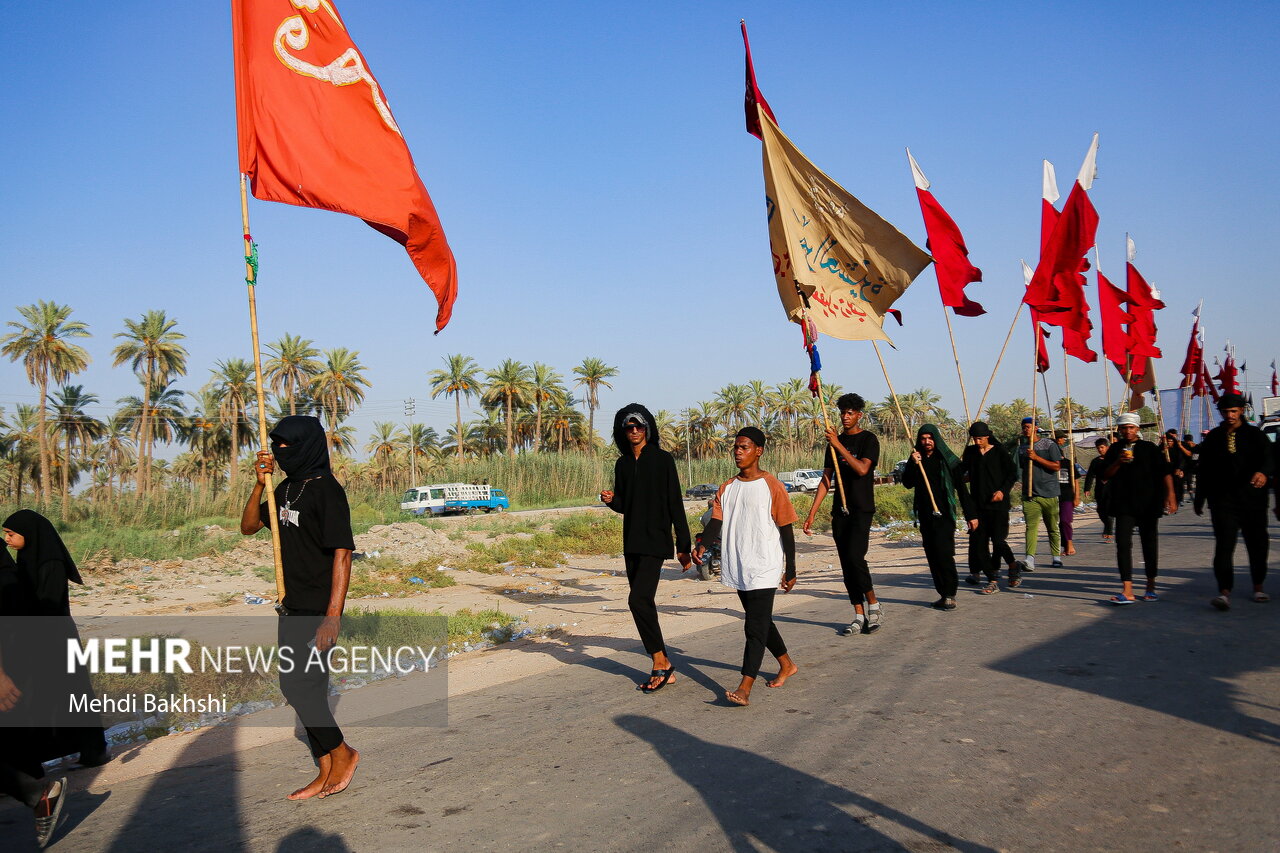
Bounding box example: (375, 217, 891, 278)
(624, 423, 646, 432)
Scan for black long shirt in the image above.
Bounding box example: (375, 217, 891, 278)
(606, 444, 692, 558)
(960, 443, 1017, 511)
(902, 451, 976, 522)
(1194, 423, 1274, 511)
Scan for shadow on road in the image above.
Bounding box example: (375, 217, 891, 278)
(615, 714, 997, 853)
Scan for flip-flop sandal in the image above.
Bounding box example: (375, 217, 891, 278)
(642, 668, 675, 693)
(1142, 592, 1159, 602)
(1110, 594, 1136, 605)
(1252, 591, 1271, 603)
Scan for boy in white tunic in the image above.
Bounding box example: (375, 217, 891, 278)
(694, 428, 799, 706)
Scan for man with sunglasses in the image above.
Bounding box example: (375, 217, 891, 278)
(601, 405, 692, 692)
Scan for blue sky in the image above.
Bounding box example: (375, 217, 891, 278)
(2, 1, 1277, 453)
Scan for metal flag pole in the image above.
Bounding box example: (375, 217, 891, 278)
(872, 341, 942, 516)
(240, 174, 286, 604)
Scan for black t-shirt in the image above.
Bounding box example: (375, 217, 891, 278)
(823, 430, 879, 513)
(1101, 440, 1169, 517)
(261, 474, 355, 611)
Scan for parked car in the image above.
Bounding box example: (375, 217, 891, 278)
(891, 460, 909, 484)
(779, 469, 824, 492)
(686, 483, 719, 500)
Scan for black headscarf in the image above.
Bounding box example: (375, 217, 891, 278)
(269, 416, 332, 481)
(3, 508, 83, 590)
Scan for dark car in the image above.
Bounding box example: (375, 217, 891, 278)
(686, 483, 719, 500)
(891, 459, 909, 484)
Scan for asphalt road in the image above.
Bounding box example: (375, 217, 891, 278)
(5, 510, 1277, 852)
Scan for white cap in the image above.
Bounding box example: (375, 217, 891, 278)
(1118, 413, 1140, 426)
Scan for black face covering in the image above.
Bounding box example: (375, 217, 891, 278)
(3, 508, 83, 586)
(269, 415, 332, 481)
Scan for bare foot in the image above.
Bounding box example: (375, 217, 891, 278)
(725, 690, 749, 706)
(287, 754, 331, 800)
(318, 745, 360, 798)
(1066, 544, 1077, 556)
(767, 659, 799, 688)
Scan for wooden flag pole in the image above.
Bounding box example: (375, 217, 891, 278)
(941, 306, 971, 424)
(1027, 317, 1040, 502)
(872, 341, 941, 516)
(792, 285, 849, 514)
(241, 174, 286, 604)
(1094, 247, 1114, 437)
(976, 289, 1027, 419)
(1062, 350, 1079, 497)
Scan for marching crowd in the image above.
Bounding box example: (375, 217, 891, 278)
(602, 390, 1274, 707)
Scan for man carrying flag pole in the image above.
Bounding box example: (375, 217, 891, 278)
(231, 0, 458, 800)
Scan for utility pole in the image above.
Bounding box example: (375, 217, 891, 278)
(404, 398, 417, 486)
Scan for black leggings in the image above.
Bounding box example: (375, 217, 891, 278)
(1096, 495, 1114, 537)
(1114, 514, 1159, 583)
(625, 554, 666, 656)
(737, 588, 787, 678)
(967, 508, 1014, 580)
(831, 510, 875, 603)
(920, 514, 958, 598)
(278, 612, 344, 759)
(1209, 502, 1269, 591)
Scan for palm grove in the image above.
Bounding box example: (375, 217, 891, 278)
(2, 301, 1130, 513)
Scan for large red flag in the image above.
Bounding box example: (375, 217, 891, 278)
(233, 0, 458, 331)
(1179, 315, 1203, 384)
(1272, 361, 1278, 396)
(1125, 258, 1164, 359)
(1097, 272, 1134, 369)
(908, 151, 985, 317)
(740, 21, 777, 140)
(1216, 355, 1240, 395)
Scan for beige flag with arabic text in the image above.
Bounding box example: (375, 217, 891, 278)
(761, 112, 931, 344)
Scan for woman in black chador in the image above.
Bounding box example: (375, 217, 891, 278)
(241, 415, 359, 799)
(2, 508, 111, 769)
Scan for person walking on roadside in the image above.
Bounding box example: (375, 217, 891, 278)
(802, 393, 884, 635)
(1055, 431, 1086, 556)
(1084, 437, 1115, 541)
(1161, 430, 1188, 506)
(694, 428, 799, 706)
(1014, 417, 1065, 584)
(1180, 434, 1199, 501)
(959, 422, 1018, 594)
(1193, 393, 1273, 610)
(240, 415, 360, 800)
(601, 404, 692, 692)
(1100, 413, 1177, 604)
(902, 425, 977, 610)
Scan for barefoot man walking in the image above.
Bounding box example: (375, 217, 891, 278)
(695, 428, 799, 707)
(241, 415, 359, 800)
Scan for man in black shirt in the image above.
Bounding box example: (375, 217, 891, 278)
(959, 421, 1017, 593)
(241, 416, 359, 800)
(1100, 413, 1176, 604)
(1083, 437, 1114, 540)
(601, 404, 692, 692)
(803, 393, 883, 634)
(1194, 393, 1273, 610)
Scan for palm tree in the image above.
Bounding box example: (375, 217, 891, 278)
(95, 415, 135, 503)
(264, 334, 322, 416)
(773, 379, 806, 449)
(48, 384, 104, 515)
(428, 354, 482, 460)
(746, 379, 772, 424)
(404, 423, 439, 484)
(5, 405, 45, 501)
(528, 362, 565, 452)
(2, 301, 92, 504)
(311, 348, 370, 432)
(364, 422, 406, 490)
(117, 382, 188, 493)
(483, 359, 533, 458)
(473, 409, 507, 456)
(571, 357, 618, 453)
(715, 383, 750, 431)
(327, 423, 357, 457)
(212, 357, 255, 491)
(112, 310, 187, 496)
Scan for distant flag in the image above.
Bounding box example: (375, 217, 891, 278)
(907, 149, 985, 316)
(740, 21, 777, 140)
(1022, 260, 1051, 373)
(1025, 136, 1099, 362)
(1179, 310, 1204, 387)
(1215, 352, 1240, 395)
(232, 0, 458, 331)
(1041, 160, 1060, 252)
(757, 111, 930, 343)
(1271, 360, 1277, 396)
(1123, 238, 1164, 376)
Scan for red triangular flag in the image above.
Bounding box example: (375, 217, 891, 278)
(908, 151, 985, 317)
(740, 21, 777, 140)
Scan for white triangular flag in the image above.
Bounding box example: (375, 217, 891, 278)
(1077, 133, 1099, 190)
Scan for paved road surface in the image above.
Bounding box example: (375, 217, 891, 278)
(4, 510, 1277, 852)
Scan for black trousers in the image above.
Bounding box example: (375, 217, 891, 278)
(1114, 514, 1159, 583)
(278, 612, 344, 759)
(1209, 501, 1270, 591)
(831, 510, 875, 603)
(920, 514, 958, 598)
(967, 507, 1014, 580)
(0, 727, 46, 808)
(625, 554, 666, 656)
(736, 588, 787, 678)
(1096, 494, 1114, 537)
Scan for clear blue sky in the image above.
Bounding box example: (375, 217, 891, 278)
(3, 1, 1277, 455)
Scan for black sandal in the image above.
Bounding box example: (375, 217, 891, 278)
(642, 668, 675, 693)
